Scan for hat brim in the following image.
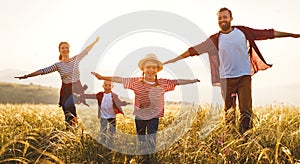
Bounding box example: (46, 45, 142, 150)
(138, 59, 163, 72)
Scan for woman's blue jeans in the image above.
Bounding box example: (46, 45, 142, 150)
(62, 94, 78, 121)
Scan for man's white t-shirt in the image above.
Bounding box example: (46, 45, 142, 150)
(100, 93, 116, 119)
(218, 28, 251, 78)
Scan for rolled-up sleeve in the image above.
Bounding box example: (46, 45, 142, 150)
(75, 49, 88, 62)
(248, 27, 275, 40)
(189, 37, 215, 56)
(40, 64, 58, 75)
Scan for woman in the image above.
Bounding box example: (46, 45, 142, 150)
(15, 37, 99, 128)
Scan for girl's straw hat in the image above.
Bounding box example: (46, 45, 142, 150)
(138, 54, 163, 72)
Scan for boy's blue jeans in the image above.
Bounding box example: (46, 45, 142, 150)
(100, 118, 116, 145)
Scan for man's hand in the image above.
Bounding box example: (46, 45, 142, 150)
(291, 34, 300, 38)
(163, 59, 176, 65)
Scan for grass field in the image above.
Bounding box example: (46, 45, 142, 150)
(0, 103, 299, 163)
(0, 82, 59, 104)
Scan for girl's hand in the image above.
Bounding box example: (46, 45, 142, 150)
(91, 72, 102, 80)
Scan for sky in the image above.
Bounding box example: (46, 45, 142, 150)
(1, 0, 300, 105)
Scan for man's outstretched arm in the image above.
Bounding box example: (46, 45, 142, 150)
(274, 31, 300, 38)
(163, 50, 191, 65)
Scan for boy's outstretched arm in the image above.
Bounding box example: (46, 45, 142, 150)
(119, 101, 132, 106)
(91, 72, 123, 83)
(80, 94, 97, 99)
(176, 79, 200, 85)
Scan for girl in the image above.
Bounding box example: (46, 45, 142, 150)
(91, 53, 199, 162)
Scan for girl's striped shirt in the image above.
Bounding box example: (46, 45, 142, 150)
(122, 77, 178, 120)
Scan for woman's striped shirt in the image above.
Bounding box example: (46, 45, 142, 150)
(40, 51, 87, 84)
(122, 77, 178, 120)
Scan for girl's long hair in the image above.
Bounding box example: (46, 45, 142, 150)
(139, 72, 159, 86)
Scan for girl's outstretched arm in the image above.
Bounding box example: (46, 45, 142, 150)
(91, 72, 123, 83)
(176, 79, 200, 85)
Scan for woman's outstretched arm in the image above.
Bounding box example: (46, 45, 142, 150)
(84, 37, 100, 53)
(14, 70, 43, 79)
(75, 37, 100, 60)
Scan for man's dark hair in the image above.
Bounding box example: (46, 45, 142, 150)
(218, 7, 232, 18)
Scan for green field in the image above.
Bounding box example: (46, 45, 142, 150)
(0, 82, 59, 104)
(0, 103, 299, 163)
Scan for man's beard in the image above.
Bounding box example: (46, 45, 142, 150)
(219, 21, 231, 31)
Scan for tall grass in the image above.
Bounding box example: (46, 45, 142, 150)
(0, 103, 299, 163)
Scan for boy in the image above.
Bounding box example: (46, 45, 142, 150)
(82, 80, 130, 145)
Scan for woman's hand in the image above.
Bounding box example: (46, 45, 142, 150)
(85, 37, 100, 53)
(14, 70, 42, 80)
(14, 75, 28, 80)
(94, 36, 100, 43)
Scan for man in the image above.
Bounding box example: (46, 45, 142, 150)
(164, 7, 300, 134)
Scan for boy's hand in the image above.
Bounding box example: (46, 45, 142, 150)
(126, 102, 132, 105)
